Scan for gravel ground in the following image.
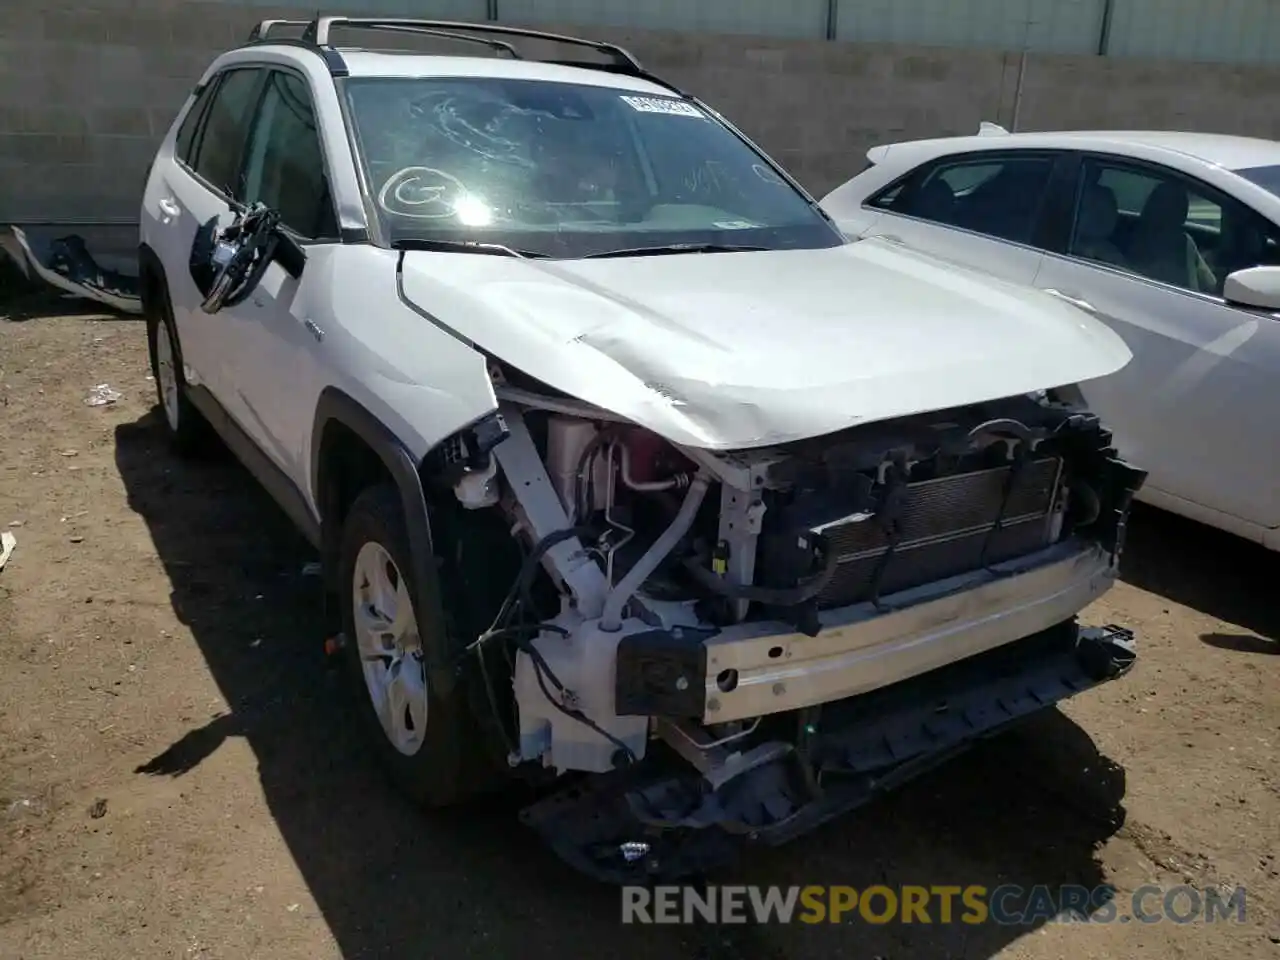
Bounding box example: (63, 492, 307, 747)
(1, 294, 1277, 959)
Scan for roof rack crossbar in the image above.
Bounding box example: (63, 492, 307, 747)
(370, 24, 523, 59)
(247, 19, 312, 42)
(300, 16, 645, 74)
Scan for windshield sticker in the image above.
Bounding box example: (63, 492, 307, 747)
(714, 220, 759, 230)
(620, 95, 705, 118)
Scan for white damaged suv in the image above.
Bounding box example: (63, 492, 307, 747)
(139, 16, 1146, 882)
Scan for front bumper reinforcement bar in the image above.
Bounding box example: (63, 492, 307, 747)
(521, 620, 1136, 884)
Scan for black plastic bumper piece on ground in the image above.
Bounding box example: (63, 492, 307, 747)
(519, 620, 1137, 884)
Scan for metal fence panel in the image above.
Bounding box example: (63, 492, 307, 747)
(494, 0, 830, 39)
(193, 0, 1280, 65)
(834, 0, 1106, 53)
(1105, 0, 1280, 64)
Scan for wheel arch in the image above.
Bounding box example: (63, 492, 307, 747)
(137, 243, 167, 314)
(311, 387, 451, 669)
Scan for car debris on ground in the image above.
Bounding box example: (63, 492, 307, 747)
(2, 225, 142, 315)
(84, 384, 122, 406)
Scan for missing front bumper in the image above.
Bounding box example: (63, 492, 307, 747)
(525, 620, 1136, 884)
(616, 538, 1117, 724)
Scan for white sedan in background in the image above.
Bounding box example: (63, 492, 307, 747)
(822, 126, 1280, 550)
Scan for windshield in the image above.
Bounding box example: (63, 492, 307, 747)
(341, 77, 843, 258)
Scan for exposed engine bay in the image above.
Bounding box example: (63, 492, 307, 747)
(427, 366, 1145, 881)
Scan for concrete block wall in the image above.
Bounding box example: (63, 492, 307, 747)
(4, 0, 1280, 225)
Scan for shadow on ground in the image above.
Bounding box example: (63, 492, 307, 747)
(0, 289, 125, 323)
(115, 407, 1129, 960)
(1120, 502, 1280, 644)
(1200, 632, 1278, 655)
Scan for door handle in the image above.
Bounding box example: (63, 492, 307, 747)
(1042, 288, 1097, 314)
(158, 197, 181, 219)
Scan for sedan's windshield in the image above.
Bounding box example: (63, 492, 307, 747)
(342, 76, 843, 258)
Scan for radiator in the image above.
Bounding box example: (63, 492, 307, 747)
(817, 456, 1063, 609)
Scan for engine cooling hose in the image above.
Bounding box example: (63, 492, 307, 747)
(600, 469, 712, 631)
(681, 538, 839, 607)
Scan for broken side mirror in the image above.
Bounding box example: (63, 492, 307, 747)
(1223, 265, 1280, 311)
(189, 205, 306, 314)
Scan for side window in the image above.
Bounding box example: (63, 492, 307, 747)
(240, 71, 338, 239)
(174, 81, 219, 166)
(879, 154, 1056, 245)
(186, 68, 263, 197)
(1067, 158, 1280, 296)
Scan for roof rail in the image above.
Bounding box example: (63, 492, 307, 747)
(247, 19, 312, 42)
(300, 16, 646, 75)
(365, 23, 522, 59)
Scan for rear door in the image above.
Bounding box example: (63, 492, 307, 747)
(856, 150, 1069, 286)
(150, 66, 266, 400)
(1034, 152, 1280, 530)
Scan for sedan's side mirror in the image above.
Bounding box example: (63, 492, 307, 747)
(1223, 265, 1280, 310)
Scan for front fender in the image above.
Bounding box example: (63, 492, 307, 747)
(309, 246, 499, 465)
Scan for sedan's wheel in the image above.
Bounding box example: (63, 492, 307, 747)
(338, 483, 495, 807)
(352, 541, 429, 756)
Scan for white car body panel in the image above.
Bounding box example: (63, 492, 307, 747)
(225, 245, 498, 511)
(399, 239, 1132, 450)
(820, 129, 1280, 544)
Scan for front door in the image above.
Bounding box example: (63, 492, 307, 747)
(1035, 153, 1280, 530)
(218, 68, 343, 494)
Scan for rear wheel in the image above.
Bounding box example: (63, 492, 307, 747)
(338, 483, 494, 807)
(145, 284, 212, 456)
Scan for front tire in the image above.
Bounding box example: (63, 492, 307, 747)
(145, 286, 211, 457)
(338, 483, 493, 807)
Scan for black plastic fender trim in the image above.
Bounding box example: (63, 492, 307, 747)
(310, 387, 453, 683)
(137, 243, 165, 311)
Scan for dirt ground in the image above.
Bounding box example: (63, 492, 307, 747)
(1, 291, 1278, 960)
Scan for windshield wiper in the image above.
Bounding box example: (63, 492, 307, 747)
(391, 238, 543, 258)
(580, 242, 772, 259)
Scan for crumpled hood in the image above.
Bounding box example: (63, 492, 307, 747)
(398, 238, 1131, 450)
